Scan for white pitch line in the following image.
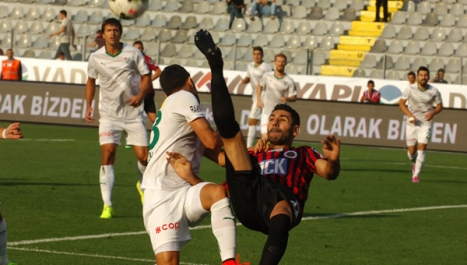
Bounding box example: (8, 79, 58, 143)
(341, 158, 467, 170)
(8, 247, 206, 265)
(9, 204, 467, 247)
(19, 139, 75, 142)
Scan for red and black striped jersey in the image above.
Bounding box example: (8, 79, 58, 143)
(250, 146, 326, 211)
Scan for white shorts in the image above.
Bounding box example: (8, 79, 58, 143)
(406, 121, 432, 146)
(143, 182, 212, 254)
(98, 119, 148, 146)
(249, 101, 262, 120)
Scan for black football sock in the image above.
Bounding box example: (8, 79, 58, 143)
(259, 214, 291, 265)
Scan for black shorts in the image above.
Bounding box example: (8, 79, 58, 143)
(143, 91, 156, 114)
(225, 154, 302, 235)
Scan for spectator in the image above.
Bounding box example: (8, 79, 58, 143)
(48, 10, 75, 60)
(86, 30, 105, 50)
(226, 0, 245, 29)
(375, 0, 389, 22)
(56, 52, 65, 60)
(1, 49, 22, 81)
(360, 80, 380, 104)
(407, 71, 416, 85)
(0, 49, 3, 55)
(250, 0, 276, 21)
(430, 69, 448, 84)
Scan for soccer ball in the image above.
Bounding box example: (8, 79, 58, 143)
(109, 0, 149, 20)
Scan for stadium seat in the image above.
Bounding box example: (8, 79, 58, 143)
(0, 20, 12, 33)
(286, 64, 301, 75)
(292, 49, 309, 65)
(377, 54, 394, 69)
(179, 0, 194, 13)
(231, 18, 246, 32)
(303, 35, 319, 49)
(213, 17, 230, 32)
(77, 23, 92, 37)
(73, 10, 88, 23)
(25, 7, 41, 20)
(457, 15, 467, 28)
(177, 44, 194, 58)
(72, 53, 83, 61)
(14, 20, 29, 34)
(16, 35, 32, 48)
(171, 29, 189, 43)
(445, 58, 461, 73)
(386, 70, 401, 80)
(241, 48, 253, 61)
(280, 50, 292, 61)
(312, 50, 327, 66)
(225, 47, 243, 60)
(237, 33, 252, 46)
(381, 24, 396, 39)
(317, 0, 331, 9)
(186, 59, 199, 67)
(136, 13, 152, 27)
(41, 8, 56, 22)
(148, 0, 162, 11)
(454, 74, 467, 85)
(219, 32, 236, 46)
(324, 7, 340, 21)
(11, 6, 25, 19)
(420, 41, 437, 56)
(313, 21, 328, 36)
(439, 14, 455, 27)
(286, 0, 300, 6)
(269, 35, 285, 48)
(308, 7, 324, 20)
(390, 11, 406, 24)
(370, 39, 387, 53)
(181, 16, 198, 29)
(29, 21, 45, 34)
(296, 21, 312, 35)
(88, 11, 104, 24)
(38, 50, 53, 59)
(329, 22, 344, 36)
(161, 43, 177, 57)
(158, 28, 173, 42)
(417, 2, 431, 15)
(430, 27, 446, 41)
(438, 42, 454, 57)
(412, 57, 428, 70)
(212, 1, 227, 15)
(433, 2, 447, 16)
(350, 0, 364, 11)
(413, 27, 429, 41)
(140, 27, 158, 41)
(67, 0, 85, 6)
(369, 69, 384, 79)
(235, 61, 248, 71)
(246, 19, 262, 33)
(264, 49, 276, 63)
(252, 33, 269, 47)
(144, 42, 158, 56)
(32, 35, 49, 49)
(450, 3, 464, 17)
(396, 26, 412, 40)
(195, 1, 210, 14)
(353, 69, 366, 77)
(48, 36, 61, 51)
(429, 58, 445, 73)
(422, 13, 438, 26)
(394, 56, 411, 70)
(341, 7, 356, 21)
(277, 4, 291, 17)
(447, 28, 463, 43)
(387, 40, 403, 54)
(279, 19, 295, 34)
(166, 15, 182, 29)
(334, 0, 347, 11)
(264, 19, 280, 33)
(319, 36, 334, 50)
(406, 12, 422, 25)
(405, 41, 420, 55)
(152, 14, 167, 28)
(37, 0, 54, 4)
(292, 6, 307, 19)
(360, 54, 377, 68)
(89, 0, 104, 7)
(286, 35, 302, 49)
(199, 17, 214, 30)
(163, 0, 179, 12)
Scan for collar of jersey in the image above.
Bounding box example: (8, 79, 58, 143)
(105, 43, 124, 58)
(417, 84, 430, 92)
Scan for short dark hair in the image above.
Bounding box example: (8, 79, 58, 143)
(133, 40, 143, 47)
(417, 66, 430, 77)
(160, 65, 191, 96)
(368, 80, 374, 86)
(275, 53, 287, 62)
(101, 18, 122, 35)
(96, 30, 102, 34)
(272, 104, 300, 127)
(60, 10, 67, 16)
(437, 68, 445, 74)
(407, 71, 415, 77)
(252, 46, 263, 55)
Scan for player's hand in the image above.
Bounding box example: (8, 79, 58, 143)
(4, 122, 23, 140)
(166, 151, 193, 181)
(127, 95, 143, 107)
(253, 138, 271, 154)
(408, 116, 417, 124)
(321, 135, 340, 162)
(85, 107, 94, 122)
(241, 77, 249, 84)
(280, 97, 287, 104)
(425, 112, 434, 121)
(257, 100, 263, 110)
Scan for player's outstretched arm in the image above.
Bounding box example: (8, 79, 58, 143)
(167, 151, 203, 185)
(85, 77, 96, 122)
(0, 123, 23, 140)
(315, 135, 341, 180)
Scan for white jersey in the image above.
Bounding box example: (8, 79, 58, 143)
(260, 72, 297, 115)
(87, 44, 149, 121)
(59, 18, 73, 43)
(245, 61, 273, 102)
(142, 90, 205, 191)
(402, 84, 442, 123)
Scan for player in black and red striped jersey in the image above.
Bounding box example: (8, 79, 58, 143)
(167, 30, 341, 265)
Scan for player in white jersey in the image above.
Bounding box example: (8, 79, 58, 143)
(85, 18, 152, 218)
(399, 66, 443, 183)
(241, 47, 273, 147)
(141, 65, 239, 265)
(257, 53, 297, 142)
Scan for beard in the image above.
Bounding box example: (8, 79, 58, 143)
(268, 127, 290, 145)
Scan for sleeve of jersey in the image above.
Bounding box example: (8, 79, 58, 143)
(375, 91, 381, 103)
(259, 74, 267, 87)
(401, 87, 410, 100)
(147, 57, 159, 72)
(245, 65, 251, 78)
(288, 78, 297, 97)
(304, 146, 326, 173)
(434, 89, 442, 105)
(87, 55, 98, 79)
(172, 92, 205, 123)
(136, 52, 150, 76)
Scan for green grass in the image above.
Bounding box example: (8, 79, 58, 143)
(1, 123, 466, 265)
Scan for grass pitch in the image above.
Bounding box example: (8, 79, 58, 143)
(1, 123, 466, 264)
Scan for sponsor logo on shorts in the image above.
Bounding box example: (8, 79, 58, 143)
(99, 131, 115, 137)
(155, 222, 180, 234)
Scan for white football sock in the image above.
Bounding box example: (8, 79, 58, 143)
(100, 165, 115, 207)
(137, 161, 147, 182)
(0, 218, 9, 265)
(414, 150, 426, 177)
(247, 125, 256, 148)
(407, 150, 417, 164)
(211, 198, 236, 262)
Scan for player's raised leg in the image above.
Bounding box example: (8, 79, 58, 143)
(194, 29, 252, 171)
